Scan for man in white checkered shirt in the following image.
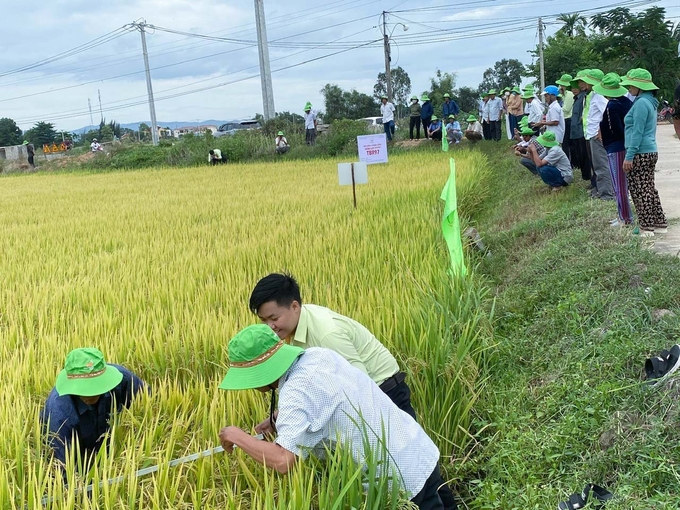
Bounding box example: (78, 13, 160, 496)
(218, 324, 457, 509)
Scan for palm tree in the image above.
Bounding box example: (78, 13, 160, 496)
(557, 13, 587, 38)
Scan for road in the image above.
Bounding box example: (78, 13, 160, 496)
(652, 123, 680, 256)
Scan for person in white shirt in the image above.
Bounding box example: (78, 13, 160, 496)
(534, 86, 565, 143)
(303, 102, 318, 146)
(523, 90, 544, 134)
(218, 325, 458, 510)
(275, 131, 289, 155)
(380, 95, 396, 141)
(579, 69, 614, 200)
(465, 115, 483, 142)
(208, 148, 224, 165)
(485, 89, 503, 141)
(90, 138, 103, 152)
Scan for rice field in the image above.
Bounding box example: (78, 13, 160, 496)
(0, 150, 492, 509)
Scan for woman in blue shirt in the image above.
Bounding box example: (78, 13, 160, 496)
(621, 68, 667, 236)
(427, 115, 443, 141)
(595, 73, 633, 226)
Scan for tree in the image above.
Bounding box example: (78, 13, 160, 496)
(374, 66, 412, 118)
(526, 33, 598, 85)
(425, 69, 458, 118)
(320, 84, 378, 122)
(23, 122, 57, 147)
(0, 118, 22, 146)
(138, 123, 152, 142)
(453, 86, 480, 115)
(590, 6, 680, 99)
(478, 59, 525, 93)
(557, 13, 587, 38)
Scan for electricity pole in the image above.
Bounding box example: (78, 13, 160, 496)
(88, 98, 94, 127)
(98, 89, 104, 122)
(382, 11, 393, 103)
(133, 20, 159, 145)
(254, 0, 275, 121)
(538, 18, 545, 93)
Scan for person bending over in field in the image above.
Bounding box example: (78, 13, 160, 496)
(218, 325, 457, 510)
(41, 348, 146, 475)
(209, 149, 225, 165)
(248, 273, 458, 509)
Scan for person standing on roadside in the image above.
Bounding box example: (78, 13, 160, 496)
(303, 102, 317, 146)
(507, 87, 524, 138)
(534, 85, 565, 144)
(523, 89, 544, 135)
(409, 95, 422, 140)
(486, 89, 503, 141)
(441, 93, 460, 118)
(420, 94, 433, 139)
(570, 72, 592, 182)
(595, 73, 634, 227)
(23, 140, 35, 168)
(621, 68, 668, 237)
(380, 95, 396, 141)
(556, 74, 574, 162)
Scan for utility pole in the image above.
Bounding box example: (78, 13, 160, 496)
(382, 11, 393, 103)
(254, 0, 275, 121)
(88, 98, 94, 127)
(98, 89, 104, 123)
(538, 18, 545, 93)
(133, 20, 159, 146)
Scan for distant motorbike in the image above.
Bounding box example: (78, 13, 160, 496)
(658, 101, 674, 123)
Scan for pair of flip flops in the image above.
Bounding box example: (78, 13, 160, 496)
(558, 484, 614, 509)
(645, 344, 680, 385)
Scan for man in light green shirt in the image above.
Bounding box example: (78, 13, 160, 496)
(248, 273, 415, 419)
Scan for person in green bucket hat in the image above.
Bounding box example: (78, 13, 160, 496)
(303, 102, 317, 146)
(506, 86, 524, 136)
(420, 94, 433, 139)
(409, 95, 422, 139)
(523, 130, 574, 191)
(569, 70, 593, 182)
(484, 89, 503, 141)
(217, 324, 458, 508)
(556, 74, 575, 161)
(275, 130, 289, 155)
(513, 125, 540, 155)
(41, 348, 147, 474)
(427, 114, 443, 141)
(523, 87, 543, 134)
(465, 114, 483, 142)
(620, 68, 667, 236)
(594, 72, 635, 227)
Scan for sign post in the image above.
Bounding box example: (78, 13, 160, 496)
(357, 134, 388, 164)
(338, 162, 368, 209)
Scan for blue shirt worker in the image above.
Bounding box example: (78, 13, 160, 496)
(218, 325, 458, 510)
(41, 348, 146, 473)
(441, 93, 460, 117)
(420, 94, 434, 139)
(428, 115, 443, 141)
(445, 115, 462, 144)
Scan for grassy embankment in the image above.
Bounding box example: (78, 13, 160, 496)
(463, 144, 680, 509)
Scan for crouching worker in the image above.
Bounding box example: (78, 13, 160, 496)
(41, 348, 147, 475)
(209, 149, 225, 165)
(525, 131, 573, 191)
(445, 115, 463, 145)
(464, 115, 483, 142)
(218, 325, 458, 510)
(275, 131, 290, 155)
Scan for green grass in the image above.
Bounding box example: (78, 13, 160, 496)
(461, 146, 680, 509)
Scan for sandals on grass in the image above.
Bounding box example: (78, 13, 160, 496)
(557, 483, 614, 510)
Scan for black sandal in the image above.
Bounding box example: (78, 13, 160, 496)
(557, 484, 614, 509)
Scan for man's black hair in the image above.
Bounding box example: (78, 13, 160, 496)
(209, 150, 215, 155)
(249, 273, 302, 313)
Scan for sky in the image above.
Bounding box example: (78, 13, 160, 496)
(1, 0, 679, 132)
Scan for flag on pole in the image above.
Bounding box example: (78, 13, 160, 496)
(442, 131, 449, 152)
(440, 158, 467, 277)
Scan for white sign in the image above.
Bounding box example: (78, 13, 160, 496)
(357, 134, 388, 164)
(338, 162, 368, 186)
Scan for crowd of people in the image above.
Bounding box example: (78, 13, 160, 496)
(41, 273, 459, 509)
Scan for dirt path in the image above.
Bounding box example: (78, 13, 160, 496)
(652, 123, 680, 256)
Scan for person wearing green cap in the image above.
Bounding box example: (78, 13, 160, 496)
(523, 89, 544, 135)
(420, 94, 433, 139)
(409, 95, 422, 139)
(484, 89, 503, 141)
(445, 115, 462, 145)
(580, 69, 614, 200)
(442, 93, 460, 118)
(303, 102, 317, 146)
(465, 115, 483, 142)
(275, 131, 289, 155)
(507, 87, 524, 137)
(514, 126, 543, 159)
(620, 68, 668, 235)
(23, 140, 36, 168)
(595, 72, 634, 226)
(570, 72, 593, 182)
(427, 115, 443, 141)
(217, 324, 458, 509)
(380, 95, 397, 141)
(525, 131, 573, 190)
(556, 74, 574, 162)
(41, 348, 146, 474)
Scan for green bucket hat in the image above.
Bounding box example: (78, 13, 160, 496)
(570, 80, 580, 89)
(443, 93, 450, 98)
(574, 69, 590, 82)
(55, 348, 123, 397)
(519, 116, 529, 126)
(581, 69, 604, 86)
(304, 102, 312, 110)
(593, 72, 628, 98)
(536, 130, 559, 148)
(467, 115, 477, 122)
(448, 114, 455, 119)
(381, 95, 388, 100)
(512, 86, 521, 94)
(620, 68, 659, 91)
(488, 89, 497, 95)
(421, 94, 430, 101)
(520, 126, 535, 136)
(277, 131, 284, 136)
(555, 74, 573, 87)
(219, 325, 304, 391)
(22, 140, 29, 145)
(522, 90, 535, 99)
(410, 95, 418, 101)
(431, 115, 439, 121)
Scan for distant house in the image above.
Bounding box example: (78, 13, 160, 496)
(0, 143, 28, 162)
(173, 125, 218, 138)
(158, 126, 174, 138)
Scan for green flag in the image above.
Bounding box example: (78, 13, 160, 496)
(442, 132, 449, 152)
(440, 158, 467, 277)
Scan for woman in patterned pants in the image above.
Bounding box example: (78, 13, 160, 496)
(621, 68, 667, 237)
